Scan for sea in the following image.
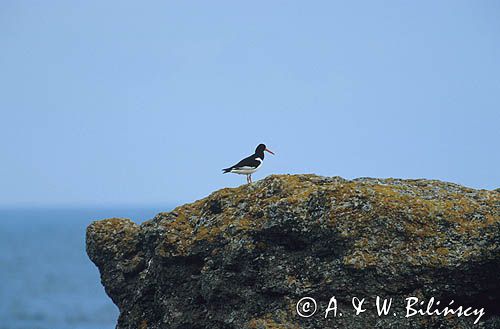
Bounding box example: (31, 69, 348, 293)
(0, 206, 169, 329)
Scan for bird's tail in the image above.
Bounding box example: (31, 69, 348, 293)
(222, 167, 232, 174)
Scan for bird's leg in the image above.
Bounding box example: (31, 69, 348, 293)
(246, 175, 250, 184)
(249, 174, 252, 183)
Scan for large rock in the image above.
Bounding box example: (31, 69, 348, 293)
(86, 175, 500, 328)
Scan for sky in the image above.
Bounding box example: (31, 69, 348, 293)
(0, 1, 499, 207)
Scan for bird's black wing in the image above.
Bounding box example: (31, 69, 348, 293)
(223, 155, 260, 173)
(232, 155, 261, 169)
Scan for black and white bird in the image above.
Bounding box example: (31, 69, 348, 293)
(222, 144, 275, 184)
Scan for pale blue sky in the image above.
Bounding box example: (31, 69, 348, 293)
(1, 1, 499, 207)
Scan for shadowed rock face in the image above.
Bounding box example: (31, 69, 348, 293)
(86, 175, 500, 329)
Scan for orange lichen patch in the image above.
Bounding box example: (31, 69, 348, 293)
(88, 217, 139, 237)
(86, 218, 140, 256)
(156, 189, 269, 255)
(285, 275, 297, 286)
(343, 250, 379, 269)
(279, 175, 318, 204)
(365, 184, 437, 220)
(485, 214, 497, 225)
(159, 211, 196, 255)
(436, 247, 449, 256)
(404, 222, 436, 238)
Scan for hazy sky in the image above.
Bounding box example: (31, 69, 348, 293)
(1, 1, 499, 207)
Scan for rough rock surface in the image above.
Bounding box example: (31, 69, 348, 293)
(86, 174, 500, 329)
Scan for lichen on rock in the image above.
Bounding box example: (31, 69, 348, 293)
(86, 174, 500, 329)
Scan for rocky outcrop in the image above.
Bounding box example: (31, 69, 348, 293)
(86, 175, 500, 329)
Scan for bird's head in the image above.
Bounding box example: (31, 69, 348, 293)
(256, 144, 275, 155)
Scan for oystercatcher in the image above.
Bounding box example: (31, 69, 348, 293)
(222, 144, 275, 184)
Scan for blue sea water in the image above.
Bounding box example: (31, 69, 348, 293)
(0, 207, 168, 329)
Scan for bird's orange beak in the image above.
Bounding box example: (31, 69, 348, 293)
(265, 148, 275, 155)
